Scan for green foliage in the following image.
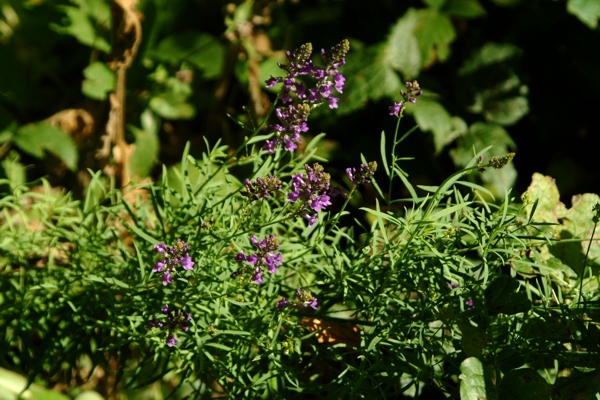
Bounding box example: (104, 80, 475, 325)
(568, 0, 600, 29)
(12, 123, 78, 171)
(82, 61, 115, 100)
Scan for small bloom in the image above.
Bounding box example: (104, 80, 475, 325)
(389, 102, 402, 116)
(277, 288, 318, 311)
(346, 161, 377, 185)
(152, 239, 195, 286)
(465, 299, 474, 310)
(240, 176, 282, 201)
(448, 282, 460, 289)
(231, 234, 283, 284)
(287, 163, 331, 226)
(147, 304, 191, 347)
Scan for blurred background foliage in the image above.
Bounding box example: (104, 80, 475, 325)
(0, 0, 599, 201)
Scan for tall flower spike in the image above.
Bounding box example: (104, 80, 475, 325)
(152, 239, 195, 286)
(231, 234, 283, 284)
(263, 40, 350, 152)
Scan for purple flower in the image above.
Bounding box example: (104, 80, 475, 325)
(390, 81, 422, 118)
(240, 176, 282, 202)
(277, 288, 318, 311)
(389, 102, 402, 116)
(346, 161, 377, 185)
(448, 282, 460, 289)
(152, 239, 195, 286)
(148, 304, 191, 347)
(465, 299, 474, 310)
(286, 163, 331, 226)
(262, 40, 350, 152)
(231, 234, 283, 284)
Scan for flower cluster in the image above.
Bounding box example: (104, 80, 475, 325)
(263, 40, 350, 152)
(346, 161, 377, 185)
(152, 239, 194, 285)
(389, 80, 423, 117)
(277, 288, 318, 311)
(240, 175, 282, 201)
(147, 304, 191, 347)
(287, 163, 331, 226)
(232, 234, 283, 284)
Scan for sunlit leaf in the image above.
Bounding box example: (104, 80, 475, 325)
(567, 0, 600, 29)
(13, 122, 78, 170)
(82, 62, 115, 100)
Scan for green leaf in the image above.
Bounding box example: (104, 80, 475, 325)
(52, 5, 111, 52)
(567, 0, 600, 29)
(498, 369, 551, 399)
(151, 31, 225, 79)
(524, 173, 568, 224)
(423, 0, 446, 8)
(411, 98, 453, 153)
(13, 123, 78, 170)
(459, 42, 522, 76)
(150, 96, 196, 120)
(340, 43, 401, 115)
(459, 357, 487, 400)
(82, 62, 115, 100)
(413, 9, 457, 65)
(449, 122, 517, 196)
(444, 0, 486, 18)
(380, 131, 390, 177)
(387, 9, 422, 79)
(128, 109, 160, 178)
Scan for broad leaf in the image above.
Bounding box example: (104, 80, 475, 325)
(459, 357, 487, 400)
(13, 123, 78, 171)
(82, 62, 115, 100)
(567, 0, 600, 29)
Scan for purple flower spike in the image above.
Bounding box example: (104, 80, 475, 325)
(231, 234, 283, 284)
(151, 239, 195, 285)
(262, 40, 350, 153)
(148, 304, 191, 347)
(240, 176, 282, 202)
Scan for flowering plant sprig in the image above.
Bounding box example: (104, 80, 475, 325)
(277, 288, 318, 311)
(147, 304, 191, 347)
(240, 175, 282, 201)
(152, 239, 194, 285)
(346, 161, 377, 186)
(389, 80, 423, 117)
(263, 40, 350, 152)
(287, 163, 332, 226)
(231, 234, 282, 284)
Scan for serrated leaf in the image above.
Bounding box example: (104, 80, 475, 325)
(14, 123, 78, 170)
(151, 31, 225, 79)
(411, 98, 453, 154)
(459, 357, 487, 400)
(444, 0, 486, 18)
(567, 0, 600, 29)
(413, 9, 456, 67)
(82, 62, 115, 100)
(387, 9, 422, 79)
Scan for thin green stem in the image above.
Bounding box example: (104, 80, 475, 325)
(578, 221, 598, 309)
